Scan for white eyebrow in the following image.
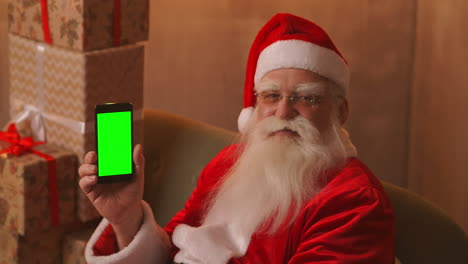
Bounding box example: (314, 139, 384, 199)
(255, 79, 280, 93)
(294, 83, 327, 95)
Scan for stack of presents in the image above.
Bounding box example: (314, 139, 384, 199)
(1, 0, 148, 263)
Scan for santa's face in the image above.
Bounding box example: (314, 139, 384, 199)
(255, 68, 347, 135)
(203, 69, 351, 236)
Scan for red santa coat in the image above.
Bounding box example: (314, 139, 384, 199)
(88, 145, 395, 264)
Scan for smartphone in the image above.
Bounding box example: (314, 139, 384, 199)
(95, 103, 134, 183)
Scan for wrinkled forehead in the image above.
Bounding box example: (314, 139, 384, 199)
(255, 79, 330, 95)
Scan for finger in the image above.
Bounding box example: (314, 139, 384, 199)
(84, 151, 97, 164)
(133, 144, 145, 182)
(79, 175, 97, 195)
(78, 164, 97, 178)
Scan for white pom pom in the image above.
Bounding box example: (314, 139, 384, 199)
(237, 107, 254, 133)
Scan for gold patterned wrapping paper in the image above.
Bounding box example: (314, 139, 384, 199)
(8, 0, 149, 51)
(62, 227, 95, 264)
(9, 33, 144, 222)
(0, 143, 77, 236)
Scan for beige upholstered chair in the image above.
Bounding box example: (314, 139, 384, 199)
(142, 109, 468, 263)
(383, 182, 468, 263)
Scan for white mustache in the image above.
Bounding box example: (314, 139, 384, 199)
(255, 116, 318, 140)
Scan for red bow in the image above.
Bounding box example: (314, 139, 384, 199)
(0, 123, 60, 227)
(0, 123, 45, 156)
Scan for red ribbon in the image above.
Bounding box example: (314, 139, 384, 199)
(40, 0, 52, 44)
(0, 124, 60, 226)
(113, 0, 122, 46)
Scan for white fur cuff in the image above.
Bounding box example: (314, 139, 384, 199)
(85, 201, 171, 264)
(255, 40, 350, 90)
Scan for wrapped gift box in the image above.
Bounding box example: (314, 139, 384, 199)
(0, 143, 77, 236)
(9, 33, 144, 222)
(9, 33, 144, 163)
(8, 0, 149, 51)
(0, 227, 64, 264)
(62, 226, 95, 264)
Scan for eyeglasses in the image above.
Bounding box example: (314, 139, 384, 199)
(254, 90, 324, 107)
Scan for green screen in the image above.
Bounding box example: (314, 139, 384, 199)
(97, 111, 132, 176)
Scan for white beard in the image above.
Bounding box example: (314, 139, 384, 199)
(202, 113, 349, 236)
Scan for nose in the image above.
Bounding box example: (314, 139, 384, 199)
(275, 97, 298, 120)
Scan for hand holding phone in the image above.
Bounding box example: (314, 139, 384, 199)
(78, 144, 145, 249)
(78, 103, 145, 248)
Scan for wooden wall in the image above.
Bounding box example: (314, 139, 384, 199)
(409, 0, 468, 232)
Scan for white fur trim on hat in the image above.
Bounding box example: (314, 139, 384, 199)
(238, 107, 254, 133)
(255, 40, 350, 90)
(85, 201, 171, 264)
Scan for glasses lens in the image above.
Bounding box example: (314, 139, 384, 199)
(298, 94, 322, 106)
(259, 91, 281, 104)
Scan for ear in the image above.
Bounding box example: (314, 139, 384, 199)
(338, 98, 349, 125)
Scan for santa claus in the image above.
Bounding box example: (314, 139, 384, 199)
(79, 13, 395, 264)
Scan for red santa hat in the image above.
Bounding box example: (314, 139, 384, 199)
(237, 13, 350, 132)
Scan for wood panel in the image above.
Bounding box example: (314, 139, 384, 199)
(345, 0, 416, 186)
(409, 0, 468, 232)
(144, 0, 416, 186)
